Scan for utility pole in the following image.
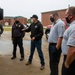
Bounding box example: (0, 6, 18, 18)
(68, 4, 70, 8)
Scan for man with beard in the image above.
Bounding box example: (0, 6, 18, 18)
(22, 15, 45, 70)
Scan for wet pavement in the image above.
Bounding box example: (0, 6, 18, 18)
(0, 31, 63, 75)
(0, 31, 30, 55)
(0, 32, 50, 75)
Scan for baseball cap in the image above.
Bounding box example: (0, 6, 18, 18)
(31, 15, 38, 19)
(14, 16, 19, 19)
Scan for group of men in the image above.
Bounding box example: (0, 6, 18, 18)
(48, 6, 75, 75)
(11, 6, 75, 75)
(11, 15, 45, 70)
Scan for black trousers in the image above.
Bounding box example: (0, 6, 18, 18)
(49, 44, 61, 75)
(12, 38, 24, 58)
(62, 55, 75, 75)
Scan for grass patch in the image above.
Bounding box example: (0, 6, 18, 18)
(3, 27, 46, 31)
(3, 27, 12, 31)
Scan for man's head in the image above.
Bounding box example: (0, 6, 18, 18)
(14, 16, 20, 24)
(14, 16, 19, 21)
(65, 6, 75, 24)
(31, 15, 38, 23)
(50, 12, 59, 23)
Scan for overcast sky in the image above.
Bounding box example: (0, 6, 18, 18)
(0, 0, 75, 20)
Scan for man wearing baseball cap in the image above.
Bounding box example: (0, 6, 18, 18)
(22, 14, 45, 70)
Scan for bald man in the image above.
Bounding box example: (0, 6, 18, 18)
(62, 6, 75, 75)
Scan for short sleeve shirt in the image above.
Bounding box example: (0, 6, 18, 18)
(62, 21, 75, 55)
(48, 19, 65, 43)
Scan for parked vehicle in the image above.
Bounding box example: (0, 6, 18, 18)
(45, 25, 52, 39)
(45, 21, 69, 39)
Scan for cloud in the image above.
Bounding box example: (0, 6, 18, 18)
(0, 0, 75, 20)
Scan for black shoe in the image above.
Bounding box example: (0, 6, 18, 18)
(20, 58, 24, 61)
(40, 65, 45, 70)
(11, 57, 16, 60)
(26, 61, 31, 65)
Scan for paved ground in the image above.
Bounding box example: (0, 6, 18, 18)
(0, 31, 63, 75)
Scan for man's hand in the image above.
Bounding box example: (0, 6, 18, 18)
(56, 37, 63, 50)
(65, 61, 69, 69)
(31, 37, 35, 41)
(56, 45, 59, 50)
(22, 28, 26, 31)
(65, 47, 75, 68)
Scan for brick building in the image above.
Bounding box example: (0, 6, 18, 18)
(41, 9, 67, 26)
(3, 16, 27, 26)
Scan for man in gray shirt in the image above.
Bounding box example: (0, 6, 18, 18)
(62, 6, 75, 75)
(48, 12, 65, 75)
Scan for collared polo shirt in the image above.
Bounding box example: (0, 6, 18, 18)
(62, 21, 75, 55)
(48, 19, 65, 43)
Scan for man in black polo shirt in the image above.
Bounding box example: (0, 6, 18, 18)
(22, 15, 45, 70)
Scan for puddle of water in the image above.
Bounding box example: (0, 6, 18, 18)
(0, 31, 46, 55)
(0, 39, 30, 55)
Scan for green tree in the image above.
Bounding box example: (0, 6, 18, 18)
(27, 18, 32, 24)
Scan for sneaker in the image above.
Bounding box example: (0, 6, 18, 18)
(11, 57, 16, 60)
(40, 65, 45, 70)
(20, 58, 24, 61)
(26, 61, 31, 65)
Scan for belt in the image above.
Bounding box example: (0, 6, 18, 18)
(49, 43, 57, 45)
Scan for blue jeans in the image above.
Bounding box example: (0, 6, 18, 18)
(28, 40, 45, 65)
(49, 44, 61, 75)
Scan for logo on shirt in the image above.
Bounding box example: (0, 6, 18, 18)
(35, 26, 38, 28)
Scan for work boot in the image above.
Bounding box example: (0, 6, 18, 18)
(20, 58, 24, 61)
(26, 61, 31, 65)
(11, 56, 16, 60)
(40, 65, 45, 70)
